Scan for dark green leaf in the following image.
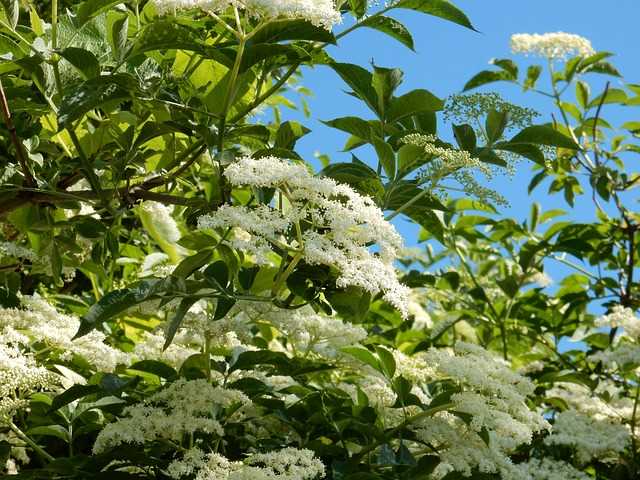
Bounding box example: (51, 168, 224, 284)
(510, 125, 579, 149)
(173, 250, 213, 279)
(59, 47, 100, 80)
(50, 384, 100, 412)
(388, 89, 443, 123)
(393, 0, 476, 31)
(164, 297, 199, 349)
(463, 70, 514, 91)
(360, 16, 414, 50)
(485, 109, 508, 143)
(128, 360, 178, 380)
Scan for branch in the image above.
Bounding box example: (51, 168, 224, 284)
(0, 79, 36, 187)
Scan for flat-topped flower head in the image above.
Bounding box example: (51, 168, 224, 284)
(198, 156, 409, 316)
(154, 0, 342, 29)
(510, 32, 595, 59)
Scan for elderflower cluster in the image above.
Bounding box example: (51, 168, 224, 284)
(138, 201, 181, 244)
(198, 156, 409, 315)
(154, 0, 342, 29)
(510, 32, 595, 59)
(408, 342, 548, 477)
(444, 92, 539, 132)
(544, 410, 629, 464)
(133, 330, 200, 368)
(515, 458, 590, 480)
(0, 296, 130, 372)
(0, 241, 37, 262)
(93, 379, 252, 454)
(0, 343, 57, 422)
(545, 381, 633, 423)
(260, 306, 367, 358)
(167, 447, 325, 480)
(595, 305, 640, 339)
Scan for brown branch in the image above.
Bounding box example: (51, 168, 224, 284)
(0, 79, 36, 187)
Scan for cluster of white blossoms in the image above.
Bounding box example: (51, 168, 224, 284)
(588, 305, 640, 369)
(0, 342, 57, 421)
(595, 305, 640, 339)
(404, 134, 491, 177)
(410, 343, 549, 478)
(198, 156, 410, 315)
(544, 410, 630, 464)
(510, 32, 595, 59)
(0, 241, 37, 262)
(93, 379, 252, 454)
(167, 447, 325, 480)
(546, 381, 633, 423)
(515, 458, 590, 480)
(259, 306, 367, 358)
(154, 0, 342, 29)
(133, 330, 200, 368)
(0, 295, 130, 372)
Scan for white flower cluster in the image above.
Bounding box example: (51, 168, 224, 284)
(139, 201, 181, 244)
(167, 447, 325, 480)
(410, 342, 548, 477)
(0, 241, 37, 262)
(510, 32, 595, 59)
(515, 458, 590, 480)
(0, 296, 130, 372)
(404, 134, 490, 177)
(154, 0, 342, 29)
(595, 305, 640, 339)
(0, 343, 57, 421)
(546, 381, 633, 423)
(198, 156, 410, 315)
(260, 306, 367, 358)
(544, 410, 630, 464)
(93, 379, 251, 454)
(133, 330, 200, 368)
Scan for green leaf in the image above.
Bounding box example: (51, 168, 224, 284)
(452, 124, 476, 151)
(372, 138, 396, 179)
(77, 278, 167, 336)
(27, 425, 70, 443)
(164, 297, 198, 350)
(75, 0, 122, 28)
(372, 65, 404, 118)
(588, 88, 628, 108)
(374, 346, 396, 379)
(320, 161, 383, 198)
(323, 116, 373, 142)
(249, 18, 336, 44)
(342, 346, 381, 372)
(58, 73, 138, 128)
(463, 70, 514, 91)
(111, 15, 129, 62)
(50, 384, 101, 412)
(0, 287, 19, 308)
(485, 109, 508, 143)
(397, 143, 432, 177)
(490, 58, 518, 78)
(493, 142, 545, 166)
(576, 80, 590, 109)
(360, 16, 415, 50)
(173, 250, 213, 279)
(59, 47, 100, 80)
(214, 297, 236, 320)
(393, 0, 476, 31)
(330, 62, 378, 115)
(275, 121, 311, 149)
(128, 20, 207, 58)
(0, 0, 19, 29)
(510, 125, 579, 150)
(523, 65, 542, 91)
(128, 360, 178, 380)
(204, 261, 230, 290)
(387, 89, 443, 123)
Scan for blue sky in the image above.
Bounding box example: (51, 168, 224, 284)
(289, 0, 639, 221)
(274, 1, 639, 311)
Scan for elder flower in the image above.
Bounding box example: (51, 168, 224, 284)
(154, 0, 342, 29)
(198, 156, 410, 316)
(510, 32, 595, 59)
